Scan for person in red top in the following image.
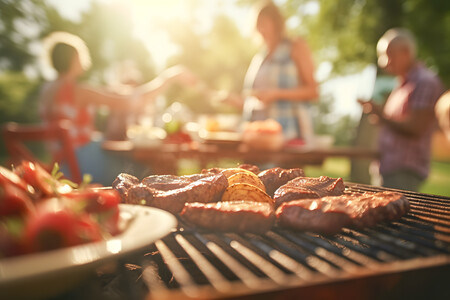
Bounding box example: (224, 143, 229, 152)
(360, 28, 445, 191)
(39, 32, 197, 185)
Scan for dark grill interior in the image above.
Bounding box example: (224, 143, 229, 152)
(60, 184, 450, 300)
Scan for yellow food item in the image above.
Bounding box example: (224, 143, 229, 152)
(221, 183, 273, 205)
(227, 172, 266, 192)
(221, 168, 258, 179)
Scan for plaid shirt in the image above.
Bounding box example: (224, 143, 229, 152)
(243, 39, 314, 141)
(379, 63, 444, 178)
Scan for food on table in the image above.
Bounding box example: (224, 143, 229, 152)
(180, 201, 275, 234)
(117, 173, 228, 214)
(276, 191, 410, 234)
(258, 167, 305, 197)
(242, 119, 284, 151)
(221, 183, 273, 205)
(273, 176, 345, 207)
(0, 162, 122, 258)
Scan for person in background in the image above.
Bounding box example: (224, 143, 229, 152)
(39, 31, 197, 185)
(218, 0, 318, 144)
(435, 90, 450, 142)
(359, 28, 445, 192)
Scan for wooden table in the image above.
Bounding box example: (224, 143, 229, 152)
(102, 140, 379, 175)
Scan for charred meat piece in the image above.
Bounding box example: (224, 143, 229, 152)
(237, 164, 260, 174)
(274, 176, 345, 207)
(180, 201, 275, 234)
(276, 191, 410, 234)
(126, 184, 154, 206)
(258, 167, 305, 197)
(112, 173, 140, 201)
(142, 175, 194, 191)
(124, 173, 228, 215)
(202, 164, 260, 175)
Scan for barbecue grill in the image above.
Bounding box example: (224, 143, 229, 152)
(60, 184, 450, 300)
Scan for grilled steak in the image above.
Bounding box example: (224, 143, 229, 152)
(238, 164, 260, 174)
(180, 201, 275, 234)
(276, 191, 410, 234)
(142, 175, 194, 191)
(258, 167, 305, 197)
(122, 173, 228, 214)
(112, 173, 140, 201)
(274, 176, 345, 207)
(202, 164, 260, 175)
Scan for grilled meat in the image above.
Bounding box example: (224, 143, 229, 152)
(258, 167, 305, 197)
(112, 173, 140, 201)
(180, 201, 275, 234)
(274, 176, 345, 207)
(237, 164, 260, 174)
(142, 175, 194, 191)
(122, 173, 228, 214)
(276, 191, 410, 234)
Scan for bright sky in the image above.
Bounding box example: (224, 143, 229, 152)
(45, 0, 253, 70)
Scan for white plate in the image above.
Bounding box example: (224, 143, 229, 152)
(0, 204, 177, 299)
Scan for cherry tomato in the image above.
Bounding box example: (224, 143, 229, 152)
(15, 161, 56, 198)
(66, 189, 121, 236)
(23, 210, 102, 253)
(0, 218, 26, 257)
(0, 180, 34, 217)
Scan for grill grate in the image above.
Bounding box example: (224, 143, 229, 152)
(132, 184, 450, 299)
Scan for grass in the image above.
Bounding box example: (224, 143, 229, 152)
(304, 157, 450, 197)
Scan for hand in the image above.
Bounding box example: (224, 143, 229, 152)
(163, 65, 199, 86)
(251, 89, 277, 105)
(358, 99, 384, 124)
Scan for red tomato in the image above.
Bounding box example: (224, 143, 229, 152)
(66, 189, 121, 236)
(0, 180, 34, 217)
(0, 165, 31, 194)
(0, 218, 26, 257)
(23, 210, 102, 253)
(16, 161, 55, 198)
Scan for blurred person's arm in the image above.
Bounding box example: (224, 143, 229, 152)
(252, 38, 319, 104)
(435, 91, 450, 141)
(358, 99, 435, 138)
(135, 65, 198, 101)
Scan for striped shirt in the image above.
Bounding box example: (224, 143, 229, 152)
(379, 63, 444, 178)
(242, 39, 314, 142)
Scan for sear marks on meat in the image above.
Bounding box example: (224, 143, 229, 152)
(276, 191, 410, 234)
(202, 164, 260, 175)
(124, 173, 228, 214)
(180, 201, 275, 234)
(237, 164, 260, 174)
(273, 176, 345, 207)
(112, 173, 140, 201)
(142, 175, 194, 191)
(126, 184, 154, 206)
(258, 167, 305, 197)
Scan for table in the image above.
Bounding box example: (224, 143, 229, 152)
(102, 140, 379, 175)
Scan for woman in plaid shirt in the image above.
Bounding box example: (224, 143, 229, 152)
(241, 1, 319, 143)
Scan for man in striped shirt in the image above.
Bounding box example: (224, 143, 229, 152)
(360, 28, 444, 191)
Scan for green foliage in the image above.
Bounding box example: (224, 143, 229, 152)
(0, 72, 40, 123)
(288, 0, 450, 86)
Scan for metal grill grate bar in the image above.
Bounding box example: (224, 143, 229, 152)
(140, 185, 450, 299)
(174, 234, 232, 292)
